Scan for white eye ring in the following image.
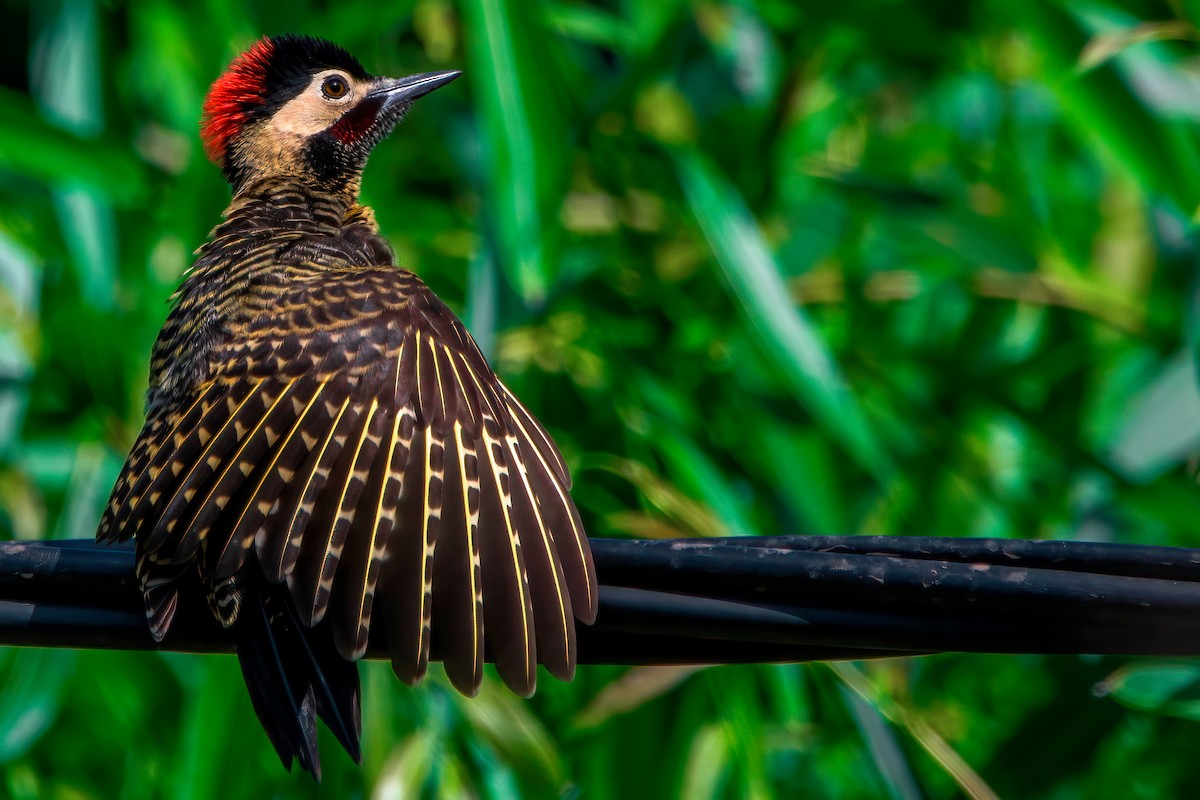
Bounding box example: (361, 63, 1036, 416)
(321, 75, 350, 100)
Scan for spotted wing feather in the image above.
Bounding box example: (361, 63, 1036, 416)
(100, 268, 595, 700)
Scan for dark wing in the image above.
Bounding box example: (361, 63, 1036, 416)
(97, 268, 597, 697)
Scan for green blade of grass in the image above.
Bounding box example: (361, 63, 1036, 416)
(674, 147, 892, 482)
(460, 0, 570, 305)
(829, 662, 999, 800)
(1010, 1, 1200, 215)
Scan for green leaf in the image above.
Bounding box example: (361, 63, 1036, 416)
(1109, 350, 1200, 481)
(0, 649, 76, 763)
(0, 91, 147, 204)
(1098, 662, 1200, 721)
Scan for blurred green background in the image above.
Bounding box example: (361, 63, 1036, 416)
(4, 0, 1200, 796)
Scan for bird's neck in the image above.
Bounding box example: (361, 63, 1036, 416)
(192, 176, 389, 277)
(225, 176, 362, 230)
(182, 176, 391, 307)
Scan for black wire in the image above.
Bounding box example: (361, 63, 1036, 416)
(3, 537, 1200, 664)
(710, 536, 1200, 581)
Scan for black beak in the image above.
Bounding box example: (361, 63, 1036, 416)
(369, 70, 462, 109)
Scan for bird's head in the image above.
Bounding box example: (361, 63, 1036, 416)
(200, 35, 459, 194)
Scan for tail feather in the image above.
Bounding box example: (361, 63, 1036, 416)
(277, 588, 362, 763)
(236, 579, 362, 780)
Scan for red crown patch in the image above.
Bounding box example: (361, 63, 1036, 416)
(200, 37, 276, 165)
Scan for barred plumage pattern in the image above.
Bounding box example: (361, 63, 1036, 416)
(99, 177, 598, 701)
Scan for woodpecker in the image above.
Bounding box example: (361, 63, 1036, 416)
(97, 34, 597, 778)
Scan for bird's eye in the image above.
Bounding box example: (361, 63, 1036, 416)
(321, 75, 349, 100)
